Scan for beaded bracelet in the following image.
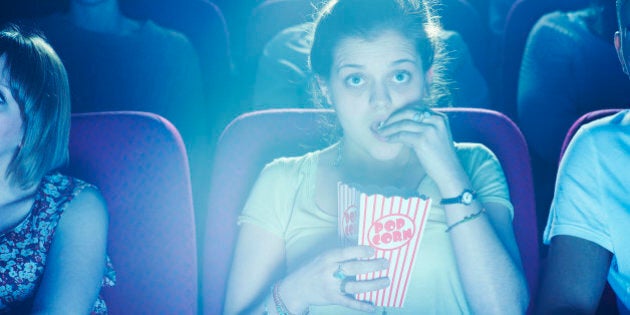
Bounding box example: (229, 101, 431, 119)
(271, 282, 310, 315)
(272, 282, 295, 315)
(445, 208, 486, 232)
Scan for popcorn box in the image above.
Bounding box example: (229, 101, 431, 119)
(338, 182, 432, 308)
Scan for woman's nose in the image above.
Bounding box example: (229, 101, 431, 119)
(369, 82, 392, 109)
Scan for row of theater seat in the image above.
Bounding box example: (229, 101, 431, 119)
(70, 107, 621, 314)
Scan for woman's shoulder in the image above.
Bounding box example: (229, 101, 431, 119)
(40, 173, 96, 195)
(261, 149, 323, 176)
(43, 173, 108, 232)
(39, 173, 104, 211)
(453, 142, 501, 171)
(454, 142, 495, 158)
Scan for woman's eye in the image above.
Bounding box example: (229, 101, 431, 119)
(392, 71, 411, 84)
(344, 75, 365, 87)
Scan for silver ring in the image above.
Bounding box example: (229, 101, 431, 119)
(340, 278, 349, 295)
(412, 111, 422, 122)
(422, 111, 432, 120)
(333, 263, 346, 280)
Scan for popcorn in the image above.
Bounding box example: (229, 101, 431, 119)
(338, 182, 432, 307)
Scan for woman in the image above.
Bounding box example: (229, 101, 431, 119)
(224, 0, 528, 314)
(0, 25, 113, 314)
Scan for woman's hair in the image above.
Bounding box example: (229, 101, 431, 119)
(310, 0, 437, 80)
(0, 24, 71, 189)
(308, 0, 446, 141)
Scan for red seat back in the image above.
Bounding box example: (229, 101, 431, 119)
(68, 112, 198, 314)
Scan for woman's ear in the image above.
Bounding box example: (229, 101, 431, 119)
(615, 31, 629, 75)
(316, 76, 333, 106)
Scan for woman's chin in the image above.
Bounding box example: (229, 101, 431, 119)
(370, 142, 405, 161)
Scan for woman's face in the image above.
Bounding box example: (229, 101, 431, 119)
(322, 30, 426, 161)
(0, 54, 24, 166)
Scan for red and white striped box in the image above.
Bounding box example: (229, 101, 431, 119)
(338, 182, 432, 308)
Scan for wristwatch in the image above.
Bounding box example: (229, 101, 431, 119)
(440, 189, 476, 206)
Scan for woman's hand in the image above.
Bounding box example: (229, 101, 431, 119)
(377, 106, 464, 187)
(278, 245, 389, 314)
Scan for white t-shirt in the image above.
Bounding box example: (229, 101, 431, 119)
(240, 143, 513, 314)
(544, 110, 630, 310)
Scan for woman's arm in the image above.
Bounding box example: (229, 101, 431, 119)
(31, 186, 108, 314)
(224, 223, 389, 315)
(427, 132, 528, 313)
(224, 223, 285, 314)
(536, 235, 612, 314)
(445, 199, 529, 314)
(379, 108, 529, 313)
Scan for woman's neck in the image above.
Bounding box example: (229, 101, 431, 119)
(0, 174, 36, 208)
(335, 142, 424, 191)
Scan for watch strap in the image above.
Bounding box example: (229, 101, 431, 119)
(440, 189, 476, 205)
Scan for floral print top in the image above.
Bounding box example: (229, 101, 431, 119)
(0, 172, 115, 314)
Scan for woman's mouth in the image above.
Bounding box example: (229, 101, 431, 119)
(371, 120, 387, 141)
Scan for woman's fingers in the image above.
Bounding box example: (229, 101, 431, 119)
(322, 245, 375, 263)
(335, 295, 378, 313)
(377, 108, 451, 149)
(340, 257, 389, 275)
(381, 104, 434, 125)
(342, 277, 391, 295)
(278, 246, 392, 313)
(379, 108, 442, 130)
(331, 278, 390, 312)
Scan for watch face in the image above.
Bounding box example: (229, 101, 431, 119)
(462, 191, 474, 204)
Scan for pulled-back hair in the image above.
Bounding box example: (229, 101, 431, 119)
(0, 24, 71, 189)
(309, 0, 437, 80)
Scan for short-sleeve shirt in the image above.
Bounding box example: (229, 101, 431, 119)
(239, 143, 513, 314)
(544, 110, 630, 310)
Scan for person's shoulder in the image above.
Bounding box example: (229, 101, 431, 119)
(537, 10, 572, 27)
(579, 110, 630, 140)
(250, 151, 321, 191)
(454, 142, 494, 157)
(263, 150, 320, 174)
(263, 22, 313, 57)
(454, 142, 501, 170)
(43, 173, 107, 221)
(60, 183, 108, 231)
(436, 29, 463, 45)
(532, 10, 583, 38)
(138, 20, 192, 46)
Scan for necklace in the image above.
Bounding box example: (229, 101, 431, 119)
(332, 140, 343, 167)
(332, 139, 425, 192)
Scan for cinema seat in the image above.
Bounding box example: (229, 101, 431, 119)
(67, 112, 198, 314)
(202, 108, 539, 313)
